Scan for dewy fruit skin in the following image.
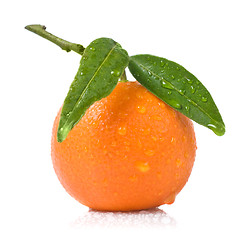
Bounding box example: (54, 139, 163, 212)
(51, 81, 197, 211)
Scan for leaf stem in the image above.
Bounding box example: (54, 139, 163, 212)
(25, 24, 85, 55)
(120, 70, 128, 82)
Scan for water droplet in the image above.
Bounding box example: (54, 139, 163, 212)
(144, 149, 155, 156)
(168, 99, 182, 109)
(151, 136, 158, 141)
(111, 70, 121, 77)
(201, 96, 208, 102)
(140, 127, 151, 135)
(135, 161, 150, 172)
(159, 137, 165, 142)
(103, 149, 108, 155)
(185, 77, 193, 84)
(167, 91, 172, 95)
(185, 105, 190, 112)
(161, 80, 174, 89)
(160, 60, 165, 67)
(176, 66, 180, 70)
(179, 89, 186, 95)
(187, 98, 198, 106)
(80, 72, 84, 76)
(148, 71, 152, 76)
(158, 101, 166, 108)
(190, 85, 196, 93)
(137, 139, 142, 149)
(153, 115, 162, 120)
(117, 126, 127, 135)
(129, 175, 137, 182)
(136, 91, 143, 99)
(171, 75, 175, 80)
(137, 105, 146, 113)
(175, 172, 180, 179)
(90, 47, 95, 51)
(66, 111, 71, 117)
(207, 122, 225, 136)
(164, 194, 176, 204)
(176, 158, 182, 167)
(207, 123, 217, 131)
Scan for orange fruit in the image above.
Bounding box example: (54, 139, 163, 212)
(51, 81, 197, 211)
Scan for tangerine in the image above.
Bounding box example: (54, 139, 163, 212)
(51, 81, 197, 211)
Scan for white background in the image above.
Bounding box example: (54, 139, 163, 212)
(1, 0, 240, 239)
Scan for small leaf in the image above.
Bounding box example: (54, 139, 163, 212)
(57, 38, 129, 142)
(128, 54, 225, 136)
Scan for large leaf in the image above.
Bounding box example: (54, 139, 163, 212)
(128, 54, 225, 136)
(57, 38, 129, 142)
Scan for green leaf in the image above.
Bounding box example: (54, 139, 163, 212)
(57, 38, 129, 142)
(128, 54, 225, 136)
